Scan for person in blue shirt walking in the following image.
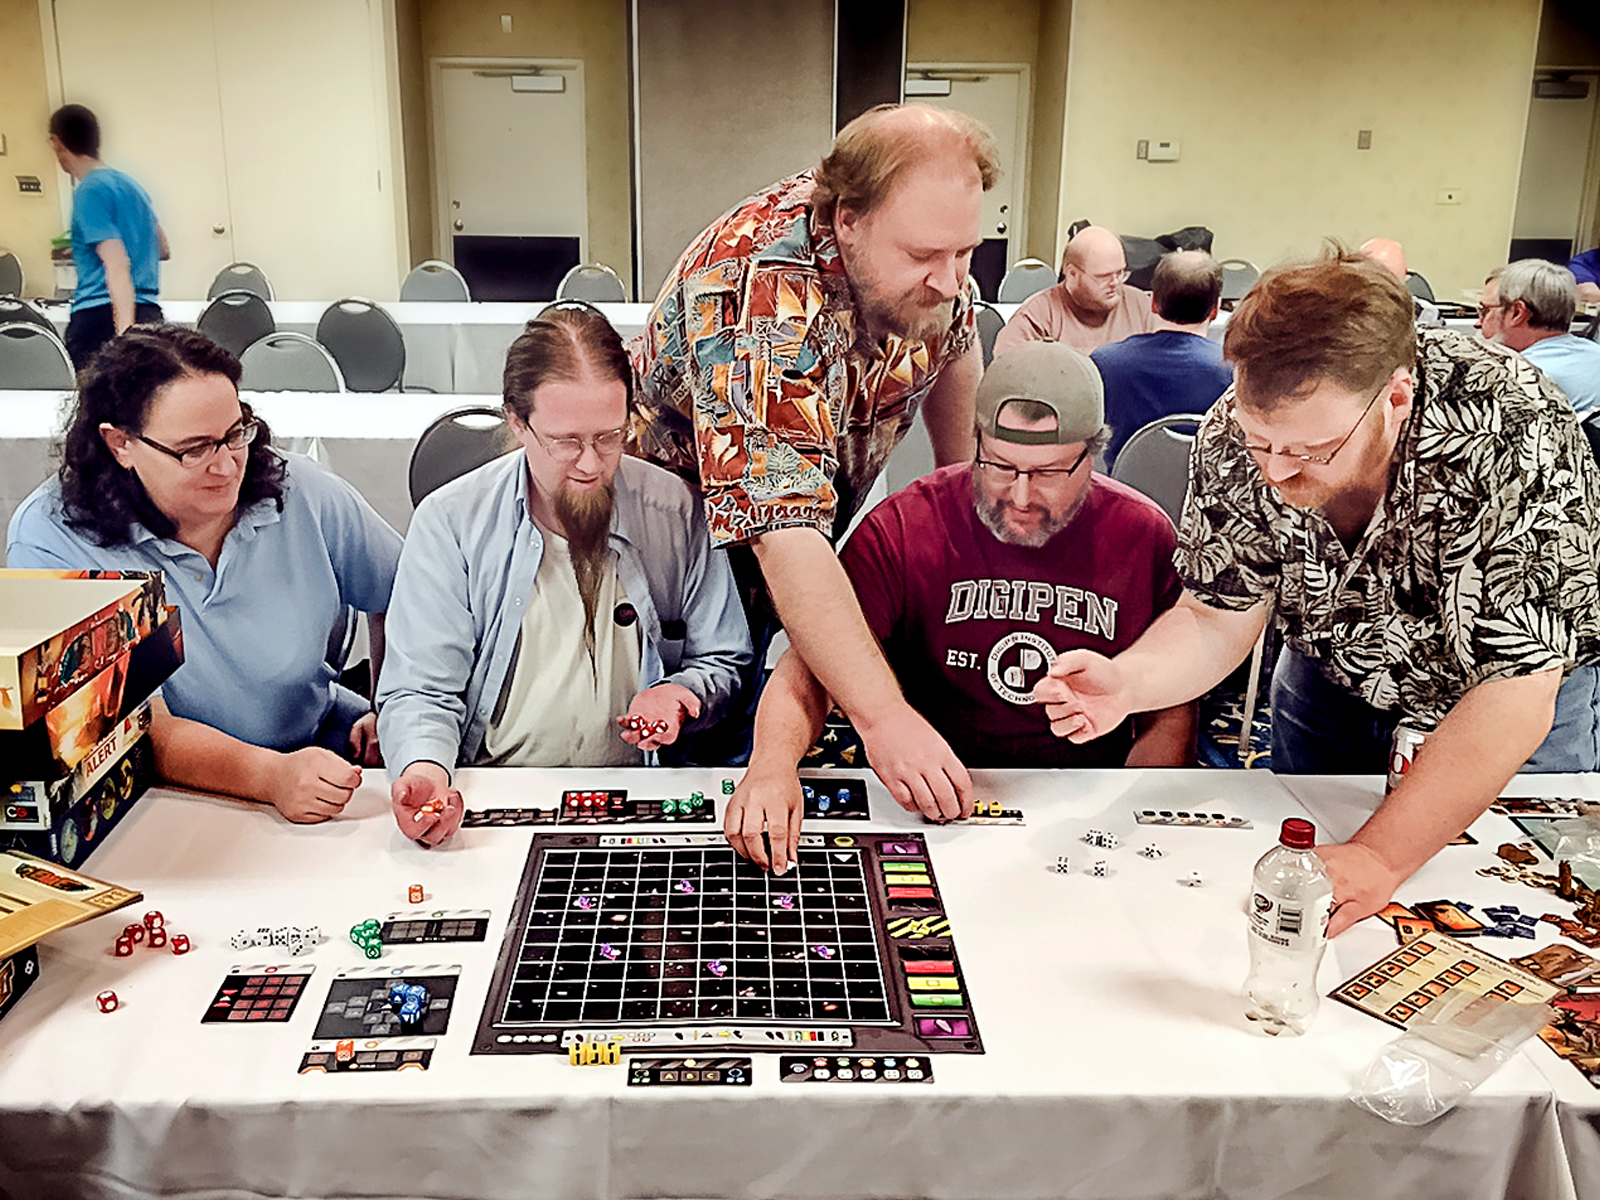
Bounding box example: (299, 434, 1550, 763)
(7, 325, 403, 824)
(49, 104, 169, 367)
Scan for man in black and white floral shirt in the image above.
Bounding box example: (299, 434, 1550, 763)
(1036, 246, 1600, 935)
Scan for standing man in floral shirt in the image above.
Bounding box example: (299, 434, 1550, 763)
(1036, 246, 1600, 935)
(630, 104, 996, 819)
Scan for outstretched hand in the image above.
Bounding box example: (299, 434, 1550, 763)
(1033, 649, 1133, 743)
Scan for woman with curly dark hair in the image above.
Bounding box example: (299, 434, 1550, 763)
(5, 325, 403, 823)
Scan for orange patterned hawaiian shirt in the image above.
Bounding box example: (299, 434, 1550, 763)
(629, 172, 977, 546)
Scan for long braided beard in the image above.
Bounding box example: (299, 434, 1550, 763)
(554, 481, 616, 658)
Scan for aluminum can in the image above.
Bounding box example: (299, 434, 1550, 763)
(1387, 725, 1427, 794)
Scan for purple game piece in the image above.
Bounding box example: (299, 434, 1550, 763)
(598, 943, 620, 961)
(706, 959, 728, 977)
(774, 895, 796, 910)
(574, 896, 595, 910)
(811, 944, 835, 960)
(916, 1016, 973, 1038)
(676, 879, 695, 894)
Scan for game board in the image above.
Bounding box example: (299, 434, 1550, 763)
(472, 831, 981, 1056)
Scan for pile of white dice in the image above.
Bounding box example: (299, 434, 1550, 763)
(228, 925, 321, 956)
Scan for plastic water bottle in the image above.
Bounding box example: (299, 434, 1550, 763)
(1243, 817, 1334, 1036)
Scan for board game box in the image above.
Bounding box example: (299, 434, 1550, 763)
(0, 573, 162, 730)
(473, 831, 981, 1057)
(1, 601, 181, 780)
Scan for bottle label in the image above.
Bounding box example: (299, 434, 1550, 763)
(1249, 891, 1331, 952)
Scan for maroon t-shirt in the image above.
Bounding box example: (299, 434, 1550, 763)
(840, 464, 1181, 767)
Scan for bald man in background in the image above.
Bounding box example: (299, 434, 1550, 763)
(995, 226, 1155, 357)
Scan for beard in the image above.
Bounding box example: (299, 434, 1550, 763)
(973, 474, 1086, 548)
(843, 255, 953, 344)
(554, 481, 616, 656)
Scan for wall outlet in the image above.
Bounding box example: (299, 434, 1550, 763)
(16, 175, 41, 194)
(1136, 139, 1148, 160)
(1437, 188, 1463, 205)
(1357, 129, 1372, 150)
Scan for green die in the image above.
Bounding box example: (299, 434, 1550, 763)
(661, 799, 676, 816)
(721, 779, 735, 795)
(361, 940, 383, 959)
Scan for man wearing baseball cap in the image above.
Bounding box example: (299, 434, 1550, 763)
(725, 341, 1195, 872)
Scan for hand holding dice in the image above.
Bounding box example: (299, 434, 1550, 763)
(390, 763, 464, 849)
(616, 682, 701, 751)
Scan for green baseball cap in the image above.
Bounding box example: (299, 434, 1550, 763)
(976, 341, 1104, 445)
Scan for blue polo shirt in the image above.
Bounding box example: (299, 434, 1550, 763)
(1522, 334, 1600, 421)
(70, 166, 162, 312)
(6, 453, 402, 751)
(1091, 330, 1234, 464)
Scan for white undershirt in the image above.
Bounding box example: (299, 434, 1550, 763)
(482, 529, 643, 767)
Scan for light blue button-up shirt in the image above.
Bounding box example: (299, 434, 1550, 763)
(1523, 333, 1600, 421)
(7, 453, 402, 750)
(376, 451, 751, 775)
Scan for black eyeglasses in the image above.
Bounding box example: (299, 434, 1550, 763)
(975, 442, 1092, 486)
(1236, 378, 1388, 467)
(133, 416, 259, 468)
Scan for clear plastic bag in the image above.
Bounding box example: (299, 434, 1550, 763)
(1349, 991, 1555, 1125)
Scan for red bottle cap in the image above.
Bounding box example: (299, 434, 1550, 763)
(1279, 818, 1316, 850)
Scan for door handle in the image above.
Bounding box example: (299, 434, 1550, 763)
(454, 219, 464, 231)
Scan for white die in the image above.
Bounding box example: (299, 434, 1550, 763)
(228, 930, 258, 951)
(1091, 861, 1108, 877)
(1053, 856, 1071, 875)
(1139, 844, 1163, 859)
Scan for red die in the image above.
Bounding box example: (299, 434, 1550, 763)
(170, 933, 192, 955)
(407, 884, 424, 905)
(147, 927, 168, 949)
(142, 910, 165, 932)
(123, 923, 145, 945)
(335, 1037, 355, 1063)
(113, 934, 135, 957)
(96, 990, 119, 1013)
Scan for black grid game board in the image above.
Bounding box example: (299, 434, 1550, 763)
(473, 831, 981, 1056)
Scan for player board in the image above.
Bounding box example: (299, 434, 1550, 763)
(472, 831, 981, 1056)
(312, 965, 461, 1040)
(1329, 932, 1559, 1030)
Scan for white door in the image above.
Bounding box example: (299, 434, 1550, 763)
(1513, 75, 1600, 253)
(909, 64, 1029, 298)
(432, 60, 588, 298)
(52, 0, 235, 299)
(212, 0, 403, 300)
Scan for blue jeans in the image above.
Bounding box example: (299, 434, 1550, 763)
(1270, 646, 1600, 774)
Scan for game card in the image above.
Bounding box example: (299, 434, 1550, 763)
(780, 1054, 934, 1083)
(1411, 900, 1487, 936)
(1491, 797, 1590, 817)
(1539, 992, 1600, 1088)
(1511, 944, 1600, 988)
(627, 1056, 752, 1086)
(299, 1036, 435, 1074)
(203, 965, 314, 1024)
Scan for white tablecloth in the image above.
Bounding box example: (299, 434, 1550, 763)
(0, 390, 505, 540)
(38, 300, 654, 395)
(0, 766, 1591, 1200)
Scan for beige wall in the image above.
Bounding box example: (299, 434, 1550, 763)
(1027, 1, 1070, 265)
(411, 0, 631, 290)
(907, 0, 1070, 263)
(908, 0, 1040, 63)
(0, 0, 64, 296)
(1062, 0, 1543, 303)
